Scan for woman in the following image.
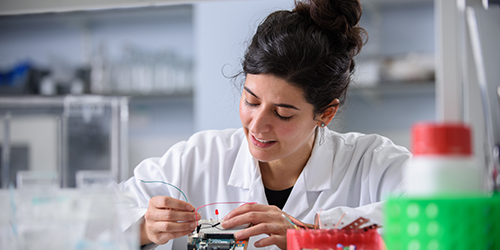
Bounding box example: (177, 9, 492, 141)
(119, 0, 411, 249)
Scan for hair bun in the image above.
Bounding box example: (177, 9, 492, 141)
(294, 0, 366, 56)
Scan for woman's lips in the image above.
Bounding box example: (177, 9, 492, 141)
(251, 134, 277, 148)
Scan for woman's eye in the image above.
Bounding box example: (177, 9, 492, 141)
(244, 99, 258, 107)
(245, 99, 292, 121)
(275, 111, 292, 121)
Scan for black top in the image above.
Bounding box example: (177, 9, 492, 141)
(264, 186, 293, 210)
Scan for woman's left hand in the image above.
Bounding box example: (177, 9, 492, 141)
(220, 203, 302, 249)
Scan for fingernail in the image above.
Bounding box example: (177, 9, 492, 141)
(234, 232, 241, 239)
(190, 222, 196, 228)
(187, 205, 194, 211)
(195, 213, 201, 220)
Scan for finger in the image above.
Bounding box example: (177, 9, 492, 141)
(145, 208, 201, 222)
(150, 230, 195, 245)
(149, 220, 197, 234)
(222, 210, 282, 229)
(234, 223, 285, 240)
(150, 196, 195, 211)
(253, 234, 287, 249)
(223, 203, 269, 220)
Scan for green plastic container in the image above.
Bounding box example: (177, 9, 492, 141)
(384, 194, 500, 250)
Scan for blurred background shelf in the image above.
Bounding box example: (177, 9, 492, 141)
(0, 0, 436, 180)
(350, 82, 435, 96)
(0, 0, 207, 15)
(0, 4, 194, 97)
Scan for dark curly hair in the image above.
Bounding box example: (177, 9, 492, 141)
(242, 0, 367, 115)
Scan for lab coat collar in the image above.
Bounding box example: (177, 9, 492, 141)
(228, 138, 256, 189)
(228, 128, 332, 192)
(228, 138, 269, 205)
(283, 128, 333, 216)
(227, 128, 333, 216)
(282, 169, 309, 216)
(301, 127, 334, 192)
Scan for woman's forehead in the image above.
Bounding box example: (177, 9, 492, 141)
(244, 74, 304, 96)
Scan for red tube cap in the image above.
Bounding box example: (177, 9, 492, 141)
(412, 123, 472, 156)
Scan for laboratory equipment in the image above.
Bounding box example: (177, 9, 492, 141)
(287, 228, 384, 250)
(0, 95, 129, 188)
(287, 216, 384, 250)
(384, 195, 500, 250)
(385, 120, 498, 249)
(187, 202, 252, 250)
(404, 123, 484, 196)
(75, 170, 113, 189)
(0, 187, 139, 250)
(187, 219, 249, 250)
(16, 170, 59, 189)
(466, 4, 500, 191)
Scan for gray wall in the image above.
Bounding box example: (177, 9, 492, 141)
(193, 0, 293, 131)
(193, 0, 436, 148)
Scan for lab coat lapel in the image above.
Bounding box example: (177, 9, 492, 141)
(282, 171, 308, 217)
(247, 165, 269, 205)
(283, 129, 333, 216)
(303, 129, 334, 191)
(227, 138, 268, 205)
(228, 140, 254, 189)
(227, 128, 334, 211)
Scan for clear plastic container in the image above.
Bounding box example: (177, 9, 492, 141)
(0, 188, 139, 250)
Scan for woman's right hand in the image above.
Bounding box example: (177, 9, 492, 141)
(141, 196, 200, 246)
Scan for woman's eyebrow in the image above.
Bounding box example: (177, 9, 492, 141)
(274, 103, 300, 111)
(244, 86, 300, 111)
(244, 86, 259, 99)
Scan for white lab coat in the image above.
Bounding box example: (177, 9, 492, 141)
(119, 127, 411, 250)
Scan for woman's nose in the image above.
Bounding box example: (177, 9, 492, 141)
(249, 107, 272, 134)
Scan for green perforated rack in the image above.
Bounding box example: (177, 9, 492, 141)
(384, 194, 500, 250)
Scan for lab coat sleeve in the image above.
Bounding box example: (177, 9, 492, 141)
(318, 134, 410, 228)
(118, 140, 188, 247)
(370, 136, 410, 201)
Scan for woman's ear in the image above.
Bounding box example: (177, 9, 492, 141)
(317, 99, 340, 127)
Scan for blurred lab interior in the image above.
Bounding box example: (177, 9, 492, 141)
(0, 0, 443, 187)
(0, 0, 499, 248)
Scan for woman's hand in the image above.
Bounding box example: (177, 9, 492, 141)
(141, 196, 200, 246)
(220, 203, 303, 249)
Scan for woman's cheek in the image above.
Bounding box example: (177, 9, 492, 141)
(277, 123, 296, 137)
(239, 105, 252, 125)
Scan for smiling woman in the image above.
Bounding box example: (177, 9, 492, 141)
(118, 0, 411, 249)
(239, 74, 333, 191)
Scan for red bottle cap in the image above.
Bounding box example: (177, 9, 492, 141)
(412, 123, 472, 156)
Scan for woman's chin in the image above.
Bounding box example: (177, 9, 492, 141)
(248, 147, 277, 163)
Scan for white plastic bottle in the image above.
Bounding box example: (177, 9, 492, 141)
(404, 123, 485, 196)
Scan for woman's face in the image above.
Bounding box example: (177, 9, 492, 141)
(239, 73, 320, 163)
